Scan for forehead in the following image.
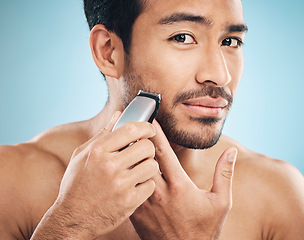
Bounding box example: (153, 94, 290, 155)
(138, 0, 244, 27)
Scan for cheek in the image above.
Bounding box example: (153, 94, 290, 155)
(225, 52, 244, 96)
(131, 44, 196, 103)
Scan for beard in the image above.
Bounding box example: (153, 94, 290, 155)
(122, 55, 233, 150)
(157, 109, 227, 149)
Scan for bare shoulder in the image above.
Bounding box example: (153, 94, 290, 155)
(0, 121, 89, 239)
(220, 136, 304, 239)
(0, 142, 65, 239)
(218, 136, 303, 188)
(30, 120, 90, 161)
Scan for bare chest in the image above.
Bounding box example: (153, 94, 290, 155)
(99, 212, 263, 240)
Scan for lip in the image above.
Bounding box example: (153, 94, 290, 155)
(181, 97, 228, 117)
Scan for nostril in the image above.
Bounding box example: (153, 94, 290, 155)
(203, 80, 218, 86)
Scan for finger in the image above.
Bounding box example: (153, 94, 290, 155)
(151, 120, 190, 184)
(118, 139, 155, 169)
(211, 147, 237, 200)
(134, 179, 156, 206)
(101, 122, 156, 152)
(128, 158, 159, 186)
(72, 112, 121, 157)
(151, 172, 167, 194)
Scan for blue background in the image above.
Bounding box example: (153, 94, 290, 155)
(0, 0, 303, 174)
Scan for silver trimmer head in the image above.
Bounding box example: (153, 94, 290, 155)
(112, 90, 161, 131)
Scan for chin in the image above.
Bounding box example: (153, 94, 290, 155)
(158, 111, 226, 150)
(166, 126, 223, 150)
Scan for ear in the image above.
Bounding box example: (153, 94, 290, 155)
(89, 24, 125, 79)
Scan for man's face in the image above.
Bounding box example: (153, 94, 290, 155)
(121, 0, 247, 149)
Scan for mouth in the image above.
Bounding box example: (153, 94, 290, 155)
(181, 97, 228, 117)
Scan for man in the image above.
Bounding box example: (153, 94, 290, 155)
(0, 0, 303, 239)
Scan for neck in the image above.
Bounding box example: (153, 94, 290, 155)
(87, 76, 125, 138)
(169, 141, 219, 179)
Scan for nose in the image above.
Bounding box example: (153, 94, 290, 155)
(195, 46, 231, 87)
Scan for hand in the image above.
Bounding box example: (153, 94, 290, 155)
(130, 120, 237, 240)
(32, 112, 159, 239)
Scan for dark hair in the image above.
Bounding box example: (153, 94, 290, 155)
(83, 0, 146, 53)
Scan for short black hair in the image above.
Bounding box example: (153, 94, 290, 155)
(83, 0, 146, 53)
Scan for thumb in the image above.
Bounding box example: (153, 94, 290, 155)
(211, 147, 237, 200)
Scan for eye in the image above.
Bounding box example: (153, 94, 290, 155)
(222, 38, 243, 48)
(169, 34, 196, 44)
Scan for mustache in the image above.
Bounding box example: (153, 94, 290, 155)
(172, 85, 233, 107)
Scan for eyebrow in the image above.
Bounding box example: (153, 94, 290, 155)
(225, 24, 248, 33)
(158, 13, 213, 26)
(157, 12, 248, 34)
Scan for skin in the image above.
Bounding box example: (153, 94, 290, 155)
(0, 0, 304, 239)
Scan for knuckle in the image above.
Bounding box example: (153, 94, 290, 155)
(220, 168, 234, 180)
(218, 198, 232, 213)
(136, 139, 155, 159)
(102, 160, 118, 176)
(124, 123, 138, 135)
(140, 121, 154, 132)
(145, 122, 155, 135)
(151, 186, 163, 203)
(97, 127, 108, 135)
(141, 159, 159, 176)
(113, 177, 125, 191)
(89, 143, 106, 157)
(169, 179, 183, 195)
(125, 122, 155, 137)
(155, 144, 168, 159)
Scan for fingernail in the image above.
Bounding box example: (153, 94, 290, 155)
(228, 148, 237, 163)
